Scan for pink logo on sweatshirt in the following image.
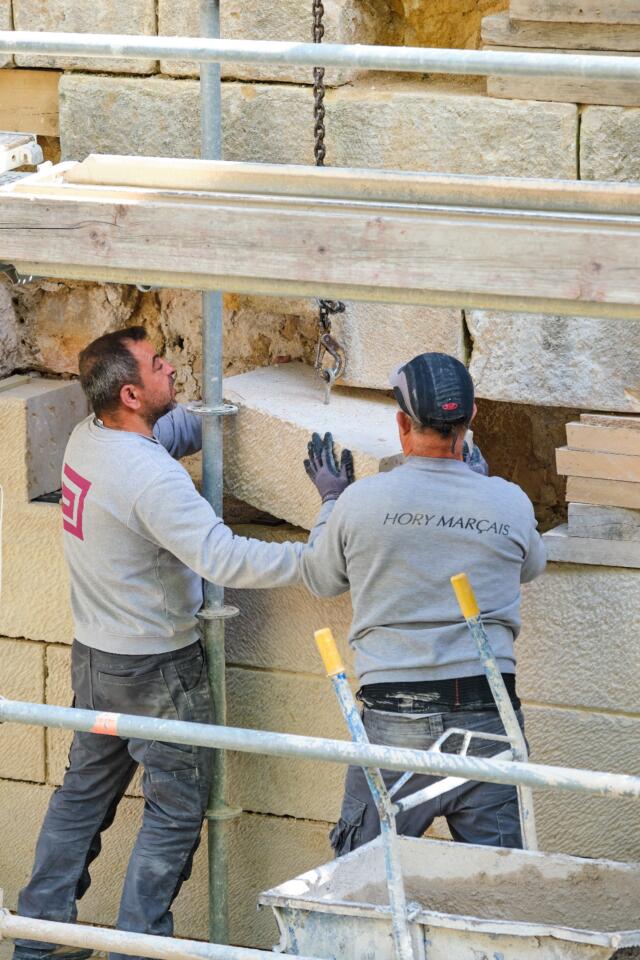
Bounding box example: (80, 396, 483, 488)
(61, 464, 92, 541)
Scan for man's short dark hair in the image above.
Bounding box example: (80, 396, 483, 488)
(78, 326, 148, 416)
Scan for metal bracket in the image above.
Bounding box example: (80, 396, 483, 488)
(186, 402, 238, 417)
(206, 802, 243, 822)
(0, 263, 35, 286)
(197, 605, 240, 621)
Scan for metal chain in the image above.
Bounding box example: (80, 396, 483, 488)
(312, 0, 346, 403)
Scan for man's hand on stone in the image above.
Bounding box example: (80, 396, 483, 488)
(304, 432, 355, 502)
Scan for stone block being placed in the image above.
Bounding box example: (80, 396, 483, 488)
(0, 637, 45, 782)
(0, 376, 88, 502)
(0, 502, 73, 643)
(518, 564, 640, 715)
(581, 105, 640, 182)
(60, 75, 578, 180)
(223, 363, 401, 530)
(467, 310, 640, 412)
(158, 0, 399, 85)
(13, 0, 157, 74)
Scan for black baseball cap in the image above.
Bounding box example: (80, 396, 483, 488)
(389, 352, 474, 426)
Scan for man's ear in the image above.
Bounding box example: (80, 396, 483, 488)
(396, 410, 412, 437)
(119, 382, 141, 412)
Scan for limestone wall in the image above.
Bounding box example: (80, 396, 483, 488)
(0, 0, 639, 952)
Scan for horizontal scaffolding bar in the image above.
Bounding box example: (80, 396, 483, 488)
(0, 909, 320, 960)
(2, 697, 640, 800)
(1, 31, 640, 82)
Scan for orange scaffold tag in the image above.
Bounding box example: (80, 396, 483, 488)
(90, 712, 119, 736)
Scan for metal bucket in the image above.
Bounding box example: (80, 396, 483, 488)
(259, 837, 640, 960)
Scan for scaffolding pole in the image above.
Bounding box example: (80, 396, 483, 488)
(1, 31, 640, 82)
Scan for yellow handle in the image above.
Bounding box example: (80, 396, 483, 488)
(314, 628, 346, 677)
(451, 573, 480, 620)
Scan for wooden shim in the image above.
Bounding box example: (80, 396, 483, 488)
(566, 422, 640, 455)
(485, 46, 640, 105)
(567, 476, 640, 508)
(580, 412, 640, 429)
(482, 12, 640, 50)
(556, 447, 640, 482)
(0, 69, 61, 137)
(543, 523, 640, 567)
(568, 502, 640, 541)
(5, 164, 640, 314)
(510, 1, 640, 24)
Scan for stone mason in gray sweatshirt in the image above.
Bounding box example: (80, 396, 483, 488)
(61, 406, 334, 654)
(300, 456, 547, 686)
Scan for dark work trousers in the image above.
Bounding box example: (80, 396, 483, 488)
(13, 638, 213, 960)
(331, 702, 524, 856)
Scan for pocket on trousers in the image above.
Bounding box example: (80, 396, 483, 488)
(329, 792, 367, 857)
(96, 670, 180, 722)
(145, 740, 210, 814)
(174, 649, 205, 693)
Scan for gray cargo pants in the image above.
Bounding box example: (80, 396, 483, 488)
(331, 703, 523, 855)
(13, 638, 213, 960)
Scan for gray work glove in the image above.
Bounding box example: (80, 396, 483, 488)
(463, 440, 489, 476)
(304, 432, 355, 503)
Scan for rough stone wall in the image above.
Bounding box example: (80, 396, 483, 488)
(1, 0, 640, 952)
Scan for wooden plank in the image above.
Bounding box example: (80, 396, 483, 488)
(566, 422, 640, 456)
(556, 447, 640, 482)
(485, 46, 640, 105)
(510, 1, 640, 24)
(568, 502, 640, 540)
(567, 476, 640, 508)
(543, 523, 640, 567)
(580, 412, 640, 429)
(4, 163, 640, 315)
(482, 12, 640, 50)
(0, 69, 60, 137)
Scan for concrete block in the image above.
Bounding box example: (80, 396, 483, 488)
(158, 0, 398, 85)
(581, 105, 640, 182)
(60, 75, 579, 180)
(335, 304, 466, 389)
(468, 310, 640, 412)
(0, 376, 88, 503)
(227, 667, 351, 822)
(0, 778, 331, 949)
(0, 502, 74, 644)
(523, 705, 640, 862)
(13, 0, 157, 74)
(518, 564, 640, 714)
(0, 637, 45, 782)
(223, 363, 401, 529)
(0, 1, 12, 68)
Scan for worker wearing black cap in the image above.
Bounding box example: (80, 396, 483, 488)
(302, 352, 546, 854)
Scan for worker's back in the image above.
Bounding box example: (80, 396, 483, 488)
(301, 455, 546, 686)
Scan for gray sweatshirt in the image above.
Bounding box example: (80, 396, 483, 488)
(61, 407, 333, 654)
(300, 456, 547, 686)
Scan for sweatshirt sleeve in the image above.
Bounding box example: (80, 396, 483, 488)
(520, 505, 547, 584)
(131, 465, 306, 589)
(153, 405, 202, 459)
(300, 495, 350, 598)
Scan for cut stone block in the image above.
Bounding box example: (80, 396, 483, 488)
(518, 563, 640, 713)
(467, 310, 640, 412)
(0, 283, 20, 377)
(556, 446, 640, 483)
(581, 105, 640, 182)
(510, 0, 640, 23)
(13, 0, 157, 74)
(0, 502, 74, 643)
(334, 304, 466, 389)
(0, 376, 88, 502)
(542, 523, 640, 568)
(523, 705, 640, 861)
(60, 75, 579, 180)
(158, 0, 397, 85)
(568, 502, 640, 541)
(223, 363, 401, 530)
(0, 69, 61, 137)
(566, 476, 640, 509)
(0, 637, 45, 782)
(566, 420, 640, 456)
(0, 1, 12, 68)
(482, 11, 640, 51)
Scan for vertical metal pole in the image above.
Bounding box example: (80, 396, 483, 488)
(199, 0, 231, 945)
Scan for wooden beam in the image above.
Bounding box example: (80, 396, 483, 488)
(485, 45, 640, 106)
(557, 447, 640, 483)
(482, 12, 640, 50)
(510, 1, 640, 24)
(543, 523, 640, 568)
(0, 69, 60, 137)
(567, 476, 640, 508)
(566, 422, 640, 456)
(4, 158, 640, 317)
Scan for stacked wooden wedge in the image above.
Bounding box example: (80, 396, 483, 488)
(545, 413, 640, 568)
(482, 2, 640, 107)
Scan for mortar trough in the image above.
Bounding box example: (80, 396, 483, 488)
(259, 837, 640, 960)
